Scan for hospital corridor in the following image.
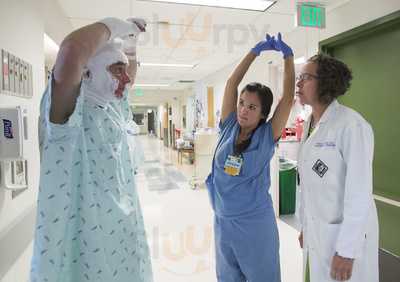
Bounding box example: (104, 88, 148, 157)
(1, 0, 400, 282)
(128, 135, 301, 282)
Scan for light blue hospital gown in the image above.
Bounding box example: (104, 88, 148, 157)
(30, 76, 153, 282)
(206, 112, 280, 282)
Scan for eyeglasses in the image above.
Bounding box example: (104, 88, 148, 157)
(296, 73, 319, 81)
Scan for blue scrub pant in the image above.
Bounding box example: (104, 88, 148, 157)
(214, 210, 281, 282)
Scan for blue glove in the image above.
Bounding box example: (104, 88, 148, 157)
(275, 32, 293, 59)
(251, 34, 278, 56)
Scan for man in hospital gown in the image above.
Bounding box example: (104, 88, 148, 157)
(30, 18, 153, 282)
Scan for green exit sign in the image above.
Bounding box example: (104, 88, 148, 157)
(297, 3, 326, 28)
(135, 88, 144, 96)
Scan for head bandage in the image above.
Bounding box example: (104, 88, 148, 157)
(83, 39, 129, 105)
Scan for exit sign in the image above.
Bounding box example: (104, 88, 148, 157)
(296, 3, 326, 28)
(135, 88, 144, 96)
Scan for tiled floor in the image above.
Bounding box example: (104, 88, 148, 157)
(136, 135, 303, 282)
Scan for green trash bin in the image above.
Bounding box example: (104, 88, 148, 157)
(279, 158, 297, 215)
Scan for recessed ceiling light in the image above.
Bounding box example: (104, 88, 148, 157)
(138, 0, 276, 12)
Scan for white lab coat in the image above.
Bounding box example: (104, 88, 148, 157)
(297, 100, 379, 282)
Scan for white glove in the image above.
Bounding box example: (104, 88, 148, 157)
(122, 35, 138, 59)
(122, 18, 147, 59)
(126, 18, 147, 32)
(98, 17, 145, 41)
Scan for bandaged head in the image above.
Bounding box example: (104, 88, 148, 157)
(83, 39, 130, 105)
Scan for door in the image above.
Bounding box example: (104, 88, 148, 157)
(147, 110, 155, 135)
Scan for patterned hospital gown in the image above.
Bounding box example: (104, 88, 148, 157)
(30, 77, 153, 282)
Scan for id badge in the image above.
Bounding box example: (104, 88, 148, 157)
(224, 155, 243, 176)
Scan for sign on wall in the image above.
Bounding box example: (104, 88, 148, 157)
(296, 2, 326, 29)
(1, 49, 33, 98)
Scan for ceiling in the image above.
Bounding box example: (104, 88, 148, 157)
(47, 0, 350, 106)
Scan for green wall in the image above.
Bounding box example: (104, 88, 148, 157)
(332, 23, 400, 201)
(376, 201, 400, 255)
(320, 10, 400, 256)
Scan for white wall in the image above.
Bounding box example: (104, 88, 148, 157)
(193, 54, 279, 129)
(169, 98, 182, 130)
(158, 104, 165, 138)
(0, 0, 43, 233)
(0, 0, 44, 280)
(185, 94, 195, 133)
(42, 0, 73, 45)
(128, 89, 186, 107)
(320, 0, 400, 48)
(0, 0, 72, 280)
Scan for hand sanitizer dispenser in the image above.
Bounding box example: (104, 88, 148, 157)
(0, 107, 29, 190)
(0, 107, 28, 160)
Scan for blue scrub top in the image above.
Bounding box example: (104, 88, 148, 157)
(206, 112, 276, 219)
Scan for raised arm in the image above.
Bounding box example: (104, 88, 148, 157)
(50, 23, 110, 124)
(271, 33, 295, 141)
(221, 34, 277, 123)
(220, 52, 256, 123)
(50, 18, 144, 124)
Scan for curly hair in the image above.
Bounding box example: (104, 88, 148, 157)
(308, 54, 353, 104)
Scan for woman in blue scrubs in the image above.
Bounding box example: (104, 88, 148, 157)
(206, 33, 295, 282)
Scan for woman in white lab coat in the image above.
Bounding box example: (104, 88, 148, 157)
(296, 54, 379, 282)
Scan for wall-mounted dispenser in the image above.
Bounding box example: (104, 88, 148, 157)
(0, 107, 29, 190)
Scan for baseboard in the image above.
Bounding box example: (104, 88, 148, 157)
(379, 248, 400, 282)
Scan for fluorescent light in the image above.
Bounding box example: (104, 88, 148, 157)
(140, 63, 195, 68)
(294, 56, 306, 65)
(139, 0, 276, 12)
(134, 84, 170, 87)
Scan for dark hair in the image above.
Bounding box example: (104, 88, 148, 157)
(308, 54, 353, 104)
(234, 82, 273, 156)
